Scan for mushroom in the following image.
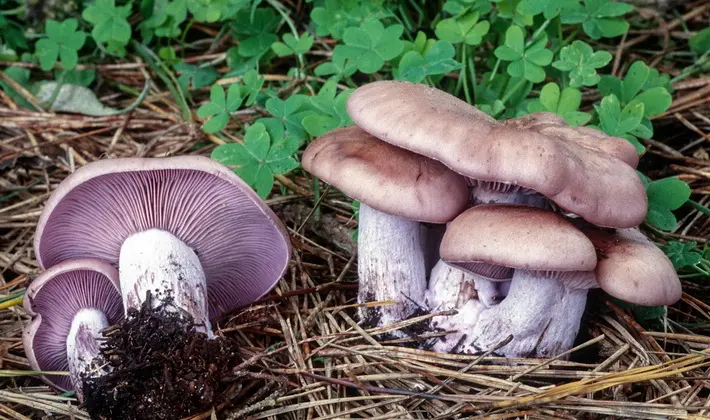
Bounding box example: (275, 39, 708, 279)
(346, 80, 647, 228)
(437, 204, 599, 357)
(23, 258, 123, 400)
(301, 125, 469, 327)
(578, 224, 682, 306)
(33, 156, 291, 335)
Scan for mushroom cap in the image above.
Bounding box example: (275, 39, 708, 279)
(441, 204, 598, 278)
(23, 258, 123, 391)
(506, 112, 640, 168)
(580, 226, 682, 306)
(347, 81, 647, 228)
(34, 156, 292, 319)
(301, 124, 469, 223)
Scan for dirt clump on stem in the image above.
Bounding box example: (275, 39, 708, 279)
(81, 291, 239, 420)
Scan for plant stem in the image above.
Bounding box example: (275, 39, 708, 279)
(500, 77, 527, 104)
(461, 46, 472, 103)
(686, 199, 710, 216)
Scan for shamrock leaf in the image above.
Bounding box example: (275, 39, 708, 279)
(231, 8, 280, 59)
(82, 0, 132, 48)
(141, 0, 187, 39)
(395, 40, 462, 83)
(314, 53, 357, 81)
(272, 33, 314, 56)
(174, 63, 219, 91)
(599, 62, 672, 117)
(443, 0, 492, 14)
(262, 95, 313, 139)
(690, 27, 710, 55)
(661, 241, 702, 270)
(301, 79, 354, 137)
(332, 19, 404, 74)
(0, 67, 33, 109)
(211, 119, 303, 198)
(310, 0, 393, 40)
(495, 26, 553, 83)
(187, 0, 248, 22)
(517, 0, 577, 18)
(552, 40, 612, 87)
(196, 83, 245, 133)
(645, 177, 691, 231)
(241, 69, 265, 106)
(435, 11, 490, 46)
(528, 83, 590, 126)
(56, 68, 96, 86)
(561, 0, 634, 40)
(35, 19, 87, 71)
(495, 0, 534, 27)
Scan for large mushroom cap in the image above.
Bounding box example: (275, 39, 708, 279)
(441, 204, 598, 277)
(347, 81, 647, 228)
(581, 226, 682, 306)
(23, 259, 123, 391)
(33, 156, 292, 319)
(301, 124, 469, 223)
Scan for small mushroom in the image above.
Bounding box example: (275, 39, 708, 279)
(301, 125, 469, 327)
(438, 204, 599, 357)
(347, 80, 647, 228)
(23, 259, 123, 400)
(34, 156, 291, 335)
(579, 224, 682, 306)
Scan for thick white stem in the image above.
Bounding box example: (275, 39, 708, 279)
(426, 260, 507, 310)
(461, 270, 589, 358)
(357, 203, 427, 327)
(119, 228, 212, 337)
(66, 308, 110, 399)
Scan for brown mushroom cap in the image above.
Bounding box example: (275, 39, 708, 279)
(347, 81, 647, 228)
(441, 204, 598, 276)
(580, 226, 682, 306)
(504, 112, 640, 168)
(301, 124, 469, 223)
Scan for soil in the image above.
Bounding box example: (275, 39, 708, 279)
(81, 291, 240, 420)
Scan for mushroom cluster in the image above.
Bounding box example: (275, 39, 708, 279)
(302, 80, 682, 358)
(23, 156, 291, 415)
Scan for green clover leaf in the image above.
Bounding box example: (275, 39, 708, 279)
(495, 26, 553, 83)
(552, 40, 612, 87)
(272, 33, 314, 57)
(598, 61, 672, 117)
(82, 0, 132, 48)
(174, 63, 219, 92)
(332, 19, 404, 74)
(262, 95, 313, 139)
(517, 0, 578, 18)
(690, 27, 710, 55)
(443, 0, 492, 14)
(435, 11, 490, 46)
(314, 53, 357, 82)
(35, 19, 87, 71)
(661, 241, 702, 270)
(561, 0, 634, 40)
(231, 8, 280, 59)
(211, 119, 303, 198)
(141, 0, 187, 39)
(310, 0, 393, 40)
(645, 177, 691, 231)
(528, 83, 590, 126)
(395, 40, 461, 83)
(196, 83, 245, 133)
(301, 80, 354, 137)
(495, 0, 534, 27)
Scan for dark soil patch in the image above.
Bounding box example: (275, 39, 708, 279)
(82, 292, 239, 420)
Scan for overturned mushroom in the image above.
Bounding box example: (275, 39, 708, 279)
(438, 204, 599, 357)
(23, 259, 123, 400)
(302, 125, 469, 328)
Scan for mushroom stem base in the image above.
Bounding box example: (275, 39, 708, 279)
(119, 228, 213, 337)
(66, 308, 110, 399)
(457, 270, 588, 358)
(357, 203, 427, 329)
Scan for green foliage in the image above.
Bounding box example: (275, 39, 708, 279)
(230, 8, 280, 60)
(82, 0, 132, 56)
(552, 40, 612, 88)
(561, 0, 634, 39)
(140, 0, 187, 39)
(661, 241, 702, 270)
(175, 63, 219, 91)
(495, 26, 553, 83)
(272, 33, 314, 57)
(644, 177, 692, 231)
(211, 119, 302, 198)
(196, 70, 264, 133)
(35, 19, 87, 71)
(528, 83, 589, 126)
(689, 27, 710, 55)
(435, 11, 490, 46)
(332, 19, 404, 74)
(395, 34, 461, 83)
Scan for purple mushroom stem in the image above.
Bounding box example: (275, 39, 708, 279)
(119, 228, 213, 337)
(357, 203, 427, 326)
(66, 308, 111, 391)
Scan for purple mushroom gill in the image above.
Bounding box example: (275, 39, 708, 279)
(23, 259, 123, 394)
(33, 156, 292, 329)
